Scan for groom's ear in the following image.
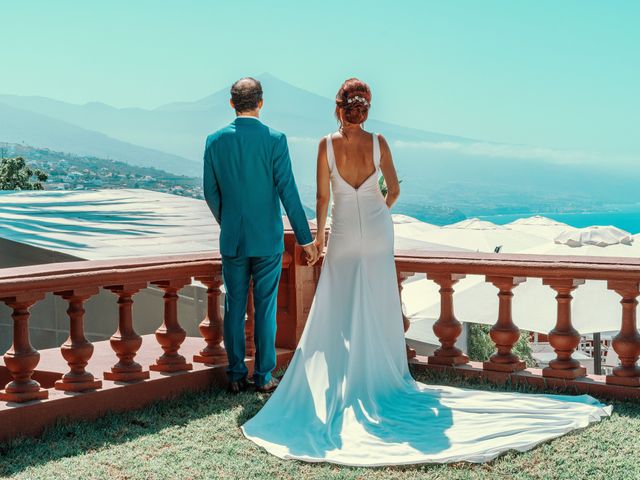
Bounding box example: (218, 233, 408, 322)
(258, 99, 264, 110)
(229, 98, 236, 111)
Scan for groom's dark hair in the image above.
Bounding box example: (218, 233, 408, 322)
(230, 77, 263, 113)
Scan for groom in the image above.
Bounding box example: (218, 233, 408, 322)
(203, 77, 318, 394)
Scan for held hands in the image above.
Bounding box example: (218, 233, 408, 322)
(302, 243, 319, 265)
(301, 233, 326, 266)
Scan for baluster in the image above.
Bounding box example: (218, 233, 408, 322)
(104, 283, 150, 381)
(0, 293, 48, 402)
(396, 271, 416, 359)
(53, 287, 102, 391)
(542, 278, 587, 379)
(245, 282, 256, 358)
(427, 273, 469, 366)
(483, 276, 527, 372)
(150, 279, 193, 372)
(193, 273, 227, 364)
(606, 280, 640, 386)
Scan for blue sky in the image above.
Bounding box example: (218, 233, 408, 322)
(1, 1, 638, 158)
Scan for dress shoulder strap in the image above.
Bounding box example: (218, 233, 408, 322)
(325, 134, 336, 172)
(372, 133, 381, 169)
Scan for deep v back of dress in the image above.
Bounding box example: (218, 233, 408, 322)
(241, 132, 611, 466)
(328, 132, 379, 191)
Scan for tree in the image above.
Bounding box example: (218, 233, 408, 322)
(467, 322, 535, 367)
(0, 157, 48, 190)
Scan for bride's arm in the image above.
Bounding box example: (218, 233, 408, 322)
(315, 138, 331, 253)
(378, 134, 400, 208)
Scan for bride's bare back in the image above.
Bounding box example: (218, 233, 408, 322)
(329, 130, 377, 190)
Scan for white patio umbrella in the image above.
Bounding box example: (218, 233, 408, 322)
(394, 236, 470, 253)
(392, 215, 439, 243)
(535, 226, 639, 256)
(506, 215, 576, 240)
(392, 214, 425, 224)
(554, 225, 633, 247)
(408, 218, 551, 253)
(403, 227, 639, 336)
(402, 275, 484, 349)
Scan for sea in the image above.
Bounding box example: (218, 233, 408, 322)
(478, 205, 640, 234)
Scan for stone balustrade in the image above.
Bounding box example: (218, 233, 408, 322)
(0, 230, 315, 441)
(1, 231, 640, 441)
(395, 251, 640, 392)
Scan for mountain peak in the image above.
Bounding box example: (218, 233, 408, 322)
(255, 72, 291, 85)
(155, 73, 331, 113)
(256, 72, 278, 80)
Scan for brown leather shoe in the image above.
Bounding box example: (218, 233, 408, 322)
(255, 377, 279, 393)
(227, 377, 250, 394)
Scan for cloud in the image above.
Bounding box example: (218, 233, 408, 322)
(392, 140, 614, 165)
(288, 136, 638, 166)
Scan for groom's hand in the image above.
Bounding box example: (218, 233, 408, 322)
(302, 243, 319, 265)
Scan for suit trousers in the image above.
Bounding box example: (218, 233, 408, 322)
(221, 253, 283, 386)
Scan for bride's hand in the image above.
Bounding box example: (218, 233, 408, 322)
(314, 234, 325, 254)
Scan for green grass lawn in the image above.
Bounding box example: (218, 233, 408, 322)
(0, 369, 638, 480)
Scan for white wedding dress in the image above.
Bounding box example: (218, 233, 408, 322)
(242, 132, 611, 466)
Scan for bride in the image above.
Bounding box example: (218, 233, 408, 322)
(241, 78, 611, 466)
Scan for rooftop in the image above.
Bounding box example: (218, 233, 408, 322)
(0, 189, 219, 260)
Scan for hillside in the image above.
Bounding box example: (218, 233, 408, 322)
(0, 101, 200, 176)
(1, 143, 202, 198)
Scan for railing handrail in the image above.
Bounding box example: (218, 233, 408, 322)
(394, 249, 640, 281)
(0, 252, 222, 297)
(0, 250, 297, 297)
(2, 248, 639, 295)
(0, 252, 222, 279)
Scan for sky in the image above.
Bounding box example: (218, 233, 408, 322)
(1, 1, 639, 159)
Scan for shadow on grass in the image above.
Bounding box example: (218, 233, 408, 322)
(0, 385, 265, 478)
(234, 368, 284, 426)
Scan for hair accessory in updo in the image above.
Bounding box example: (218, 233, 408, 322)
(346, 95, 370, 107)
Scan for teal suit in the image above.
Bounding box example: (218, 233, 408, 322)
(203, 117, 312, 386)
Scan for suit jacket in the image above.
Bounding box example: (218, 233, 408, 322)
(203, 117, 313, 257)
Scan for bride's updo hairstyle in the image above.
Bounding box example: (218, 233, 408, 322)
(335, 78, 372, 129)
